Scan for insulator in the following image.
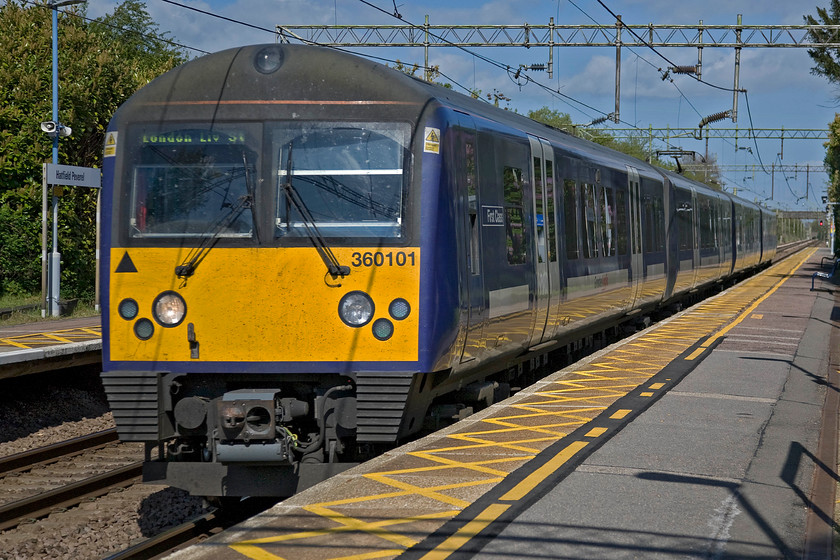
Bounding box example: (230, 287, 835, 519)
(699, 110, 730, 128)
(528, 64, 546, 71)
(672, 65, 697, 75)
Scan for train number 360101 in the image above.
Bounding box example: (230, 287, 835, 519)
(351, 251, 416, 268)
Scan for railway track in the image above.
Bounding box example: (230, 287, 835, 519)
(0, 428, 142, 531)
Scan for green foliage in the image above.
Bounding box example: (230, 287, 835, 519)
(0, 0, 187, 300)
(805, 1, 840, 86)
(824, 113, 840, 250)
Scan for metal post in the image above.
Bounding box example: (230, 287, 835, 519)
(732, 14, 742, 123)
(614, 15, 621, 124)
(548, 16, 554, 79)
(41, 165, 48, 317)
(49, 1, 60, 317)
(697, 20, 703, 80)
(424, 15, 430, 82)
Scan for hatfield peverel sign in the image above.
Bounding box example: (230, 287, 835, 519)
(46, 163, 101, 188)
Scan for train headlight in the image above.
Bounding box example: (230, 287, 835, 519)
(254, 46, 284, 74)
(339, 291, 374, 327)
(153, 291, 187, 327)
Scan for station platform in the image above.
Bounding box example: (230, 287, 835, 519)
(164, 246, 837, 560)
(0, 316, 101, 379)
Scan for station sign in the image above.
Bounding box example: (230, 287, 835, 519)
(45, 163, 101, 188)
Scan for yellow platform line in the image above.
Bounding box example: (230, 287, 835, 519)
(229, 251, 817, 560)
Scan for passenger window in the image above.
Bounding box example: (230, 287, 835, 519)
(615, 189, 628, 255)
(583, 183, 598, 259)
(600, 186, 616, 257)
(504, 166, 527, 265)
(564, 179, 579, 260)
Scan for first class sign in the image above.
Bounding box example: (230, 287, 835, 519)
(46, 163, 101, 188)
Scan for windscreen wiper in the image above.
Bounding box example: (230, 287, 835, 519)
(242, 151, 260, 243)
(175, 191, 252, 281)
(280, 142, 350, 281)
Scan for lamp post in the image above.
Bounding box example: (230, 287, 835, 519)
(43, 0, 85, 317)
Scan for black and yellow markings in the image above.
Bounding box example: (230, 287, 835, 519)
(227, 249, 817, 560)
(0, 326, 101, 350)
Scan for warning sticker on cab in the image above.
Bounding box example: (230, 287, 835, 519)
(424, 127, 440, 154)
(104, 131, 118, 158)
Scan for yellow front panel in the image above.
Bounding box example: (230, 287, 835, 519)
(109, 247, 420, 363)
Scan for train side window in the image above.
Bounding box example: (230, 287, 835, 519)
(615, 188, 628, 255)
(546, 159, 557, 262)
(564, 179, 579, 260)
(600, 186, 616, 257)
(583, 183, 598, 259)
(503, 166, 527, 265)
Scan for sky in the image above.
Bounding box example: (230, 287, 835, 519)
(84, 0, 840, 211)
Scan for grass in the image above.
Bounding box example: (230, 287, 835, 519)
(0, 294, 99, 327)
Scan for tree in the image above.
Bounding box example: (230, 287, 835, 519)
(0, 0, 187, 299)
(805, 1, 840, 86)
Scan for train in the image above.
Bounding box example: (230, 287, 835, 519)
(99, 44, 777, 498)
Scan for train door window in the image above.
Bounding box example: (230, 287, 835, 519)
(504, 166, 527, 265)
(674, 189, 693, 251)
(643, 194, 665, 253)
(697, 198, 712, 249)
(600, 186, 616, 257)
(564, 179, 579, 260)
(615, 188, 628, 255)
(546, 159, 557, 262)
(583, 183, 598, 259)
(466, 140, 480, 275)
(533, 155, 545, 263)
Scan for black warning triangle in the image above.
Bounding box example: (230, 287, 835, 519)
(115, 251, 138, 273)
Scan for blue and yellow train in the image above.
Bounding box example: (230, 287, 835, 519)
(99, 44, 776, 498)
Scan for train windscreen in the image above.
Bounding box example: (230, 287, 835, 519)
(126, 125, 259, 239)
(273, 122, 410, 239)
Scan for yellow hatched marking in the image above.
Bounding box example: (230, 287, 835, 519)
(229, 251, 817, 559)
(0, 338, 31, 349)
(44, 333, 73, 343)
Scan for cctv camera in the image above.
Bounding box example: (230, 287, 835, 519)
(40, 121, 57, 133)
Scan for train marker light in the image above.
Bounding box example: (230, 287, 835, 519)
(134, 318, 154, 340)
(372, 318, 394, 341)
(118, 298, 139, 320)
(389, 298, 411, 320)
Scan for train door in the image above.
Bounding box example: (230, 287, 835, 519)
(455, 115, 485, 364)
(627, 166, 644, 308)
(528, 136, 553, 345)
